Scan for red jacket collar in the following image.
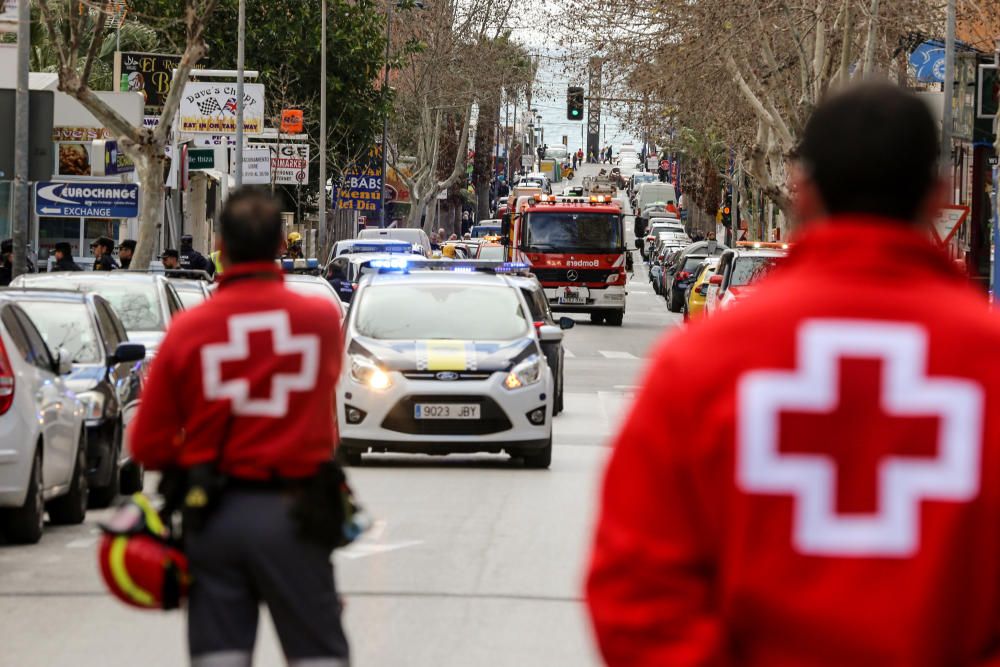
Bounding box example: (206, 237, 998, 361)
(217, 262, 284, 289)
(784, 216, 965, 282)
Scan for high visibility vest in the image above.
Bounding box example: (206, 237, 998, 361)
(210, 251, 223, 275)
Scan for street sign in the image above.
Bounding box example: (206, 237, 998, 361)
(248, 143, 309, 185)
(187, 148, 215, 171)
(230, 147, 271, 184)
(35, 182, 139, 218)
(91, 140, 135, 177)
(335, 146, 383, 213)
(931, 205, 969, 246)
(179, 82, 266, 135)
(280, 109, 303, 134)
(114, 52, 183, 113)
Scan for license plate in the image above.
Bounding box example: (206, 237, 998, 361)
(559, 288, 586, 305)
(414, 403, 480, 420)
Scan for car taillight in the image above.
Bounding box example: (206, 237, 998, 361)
(677, 271, 691, 280)
(533, 321, 544, 330)
(606, 270, 625, 284)
(0, 334, 14, 415)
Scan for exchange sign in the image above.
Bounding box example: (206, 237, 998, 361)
(35, 182, 139, 218)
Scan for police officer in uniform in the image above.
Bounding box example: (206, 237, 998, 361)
(180, 234, 213, 276)
(52, 242, 82, 271)
(91, 237, 118, 271)
(118, 239, 136, 269)
(0, 239, 13, 286)
(129, 190, 349, 666)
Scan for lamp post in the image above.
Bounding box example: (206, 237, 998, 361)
(235, 0, 246, 188)
(319, 0, 327, 247)
(379, 1, 393, 228)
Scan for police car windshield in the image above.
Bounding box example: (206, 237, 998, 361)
(355, 284, 528, 340)
(523, 212, 622, 253)
(18, 301, 102, 363)
(730, 256, 785, 286)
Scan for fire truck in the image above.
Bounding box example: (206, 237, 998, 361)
(502, 194, 627, 326)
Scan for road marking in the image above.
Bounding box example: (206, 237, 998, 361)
(66, 538, 97, 549)
(599, 350, 638, 360)
(563, 348, 576, 358)
(338, 540, 424, 560)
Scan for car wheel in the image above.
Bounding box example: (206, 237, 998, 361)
(340, 448, 363, 467)
(554, 371, 564, 416)
(89, 428, 121, 509)
(589, 312, 606, 325)
(4, 448, 44, 544)
(522, 438, 552, 470)
(119, 460, 144, 495)
(669, 289, 684, 313)
(49, 436, 89, 525)
(605, 311, 624, 326)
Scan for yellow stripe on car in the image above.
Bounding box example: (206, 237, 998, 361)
(424, 341, 469, 371)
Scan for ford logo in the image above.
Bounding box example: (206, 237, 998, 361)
(566, 269, 579, 282)
(436, 371, 459, 381)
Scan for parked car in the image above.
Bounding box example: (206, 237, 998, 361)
(3, 288, 147, 506)
(508, 274, 574, 415)
(284, 273, 346, 319)
(12, 272, 185, 360)
(167, 277, 212, 310)
(663, 253, 710, 313)
(0, 297, 87, 543)
(357, 227, 432, 257)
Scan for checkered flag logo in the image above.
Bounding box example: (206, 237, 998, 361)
(197, 97, 222, 115)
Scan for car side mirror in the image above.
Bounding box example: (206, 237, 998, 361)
(501, 214, 511, 237)
(110, 342, 146, 365)
(537, 324, 564, 342)
(558, 316, 575, 330)
(709, 274, 723, 285)
(54, 347, 73, 375)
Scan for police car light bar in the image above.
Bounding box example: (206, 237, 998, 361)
(364, 258, 531, 276)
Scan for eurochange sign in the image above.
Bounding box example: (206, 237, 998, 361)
(35, 182, 140, 218)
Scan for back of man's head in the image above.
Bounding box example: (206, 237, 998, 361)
(797, 82, 939, 223)
(220, 189, 282, 264)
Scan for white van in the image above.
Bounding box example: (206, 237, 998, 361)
(635, 182, 678, 212)
(357, 227, 432, 257)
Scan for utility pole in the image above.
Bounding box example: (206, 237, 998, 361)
(941, 0, 956, 175)
(379, 0, 392, 228)
(319, 0, 328, 246)
(235, 0, 246, 188)
(12, 0, 30, 277)
(992, 38, 1000, 298)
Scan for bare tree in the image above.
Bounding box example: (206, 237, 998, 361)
(36, 0, 218, 268)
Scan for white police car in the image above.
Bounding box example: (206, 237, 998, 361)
(338, 260, 555, 468)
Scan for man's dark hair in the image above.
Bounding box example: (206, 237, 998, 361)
(798, 82, 939, 222)
(220, 189, 283, 263)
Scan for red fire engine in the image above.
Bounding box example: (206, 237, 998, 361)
(502, 195, 627, 326)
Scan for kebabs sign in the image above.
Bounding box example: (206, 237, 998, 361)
(179, 82, 265, 135)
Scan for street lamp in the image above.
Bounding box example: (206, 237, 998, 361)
(380, 0, 425, 228)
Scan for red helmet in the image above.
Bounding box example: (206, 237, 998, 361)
(97, 494, 190, 610)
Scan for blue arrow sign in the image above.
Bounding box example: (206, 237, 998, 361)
(35, 182, 140, 218)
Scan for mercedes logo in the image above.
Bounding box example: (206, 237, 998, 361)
(566, 270, 579, 282)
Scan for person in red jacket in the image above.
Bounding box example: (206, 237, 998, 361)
(587, 83, 1000, 666)
(129, 190, 348, 665)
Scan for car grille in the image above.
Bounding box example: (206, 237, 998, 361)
(532, 268, 613, 283)
(401, 372, 493, 381)
(381, 395, 512, 435)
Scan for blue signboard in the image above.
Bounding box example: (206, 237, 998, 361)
(35, 182, 140, 218)
(909, 41, 946, 83)
(335, 145, 383, 214)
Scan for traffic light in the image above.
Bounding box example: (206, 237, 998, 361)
(720, 195, 733, 228)
(567, 86, 584, 121)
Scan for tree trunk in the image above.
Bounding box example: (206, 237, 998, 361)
(130, 144, 167, 270)
(473, 102, 497, 222)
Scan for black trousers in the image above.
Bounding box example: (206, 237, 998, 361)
(186, 490, 350, 666)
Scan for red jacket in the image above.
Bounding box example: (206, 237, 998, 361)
(129, 263, 343, 480)
(587, 219, 1000, 666)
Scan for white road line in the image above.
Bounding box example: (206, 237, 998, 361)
(599, 350, 638, 360)
(563, 348, 576, 358)
(66, 538, 97, 549)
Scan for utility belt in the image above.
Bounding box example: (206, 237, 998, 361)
(159, 460, 368, 553)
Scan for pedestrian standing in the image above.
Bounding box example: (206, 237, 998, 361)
(91, 237, 119, 271)
(52, 242, 82, 271)
(180, 234, 213, 275)
(160, 249, 181, 270)
(118, 239, 136, 269)
(587, 83, 1000, 665)
(129, 189, 350, 666)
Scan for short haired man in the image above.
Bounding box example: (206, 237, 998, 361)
(118, 239, 136, 269)
(130, 189, 349, 665)
(52, 242, 81, 271)
(587, 83, 1000, 664)
(0, 239, 12, 286)
(160, 249, 180, 270)
(90, 236, 118, 271)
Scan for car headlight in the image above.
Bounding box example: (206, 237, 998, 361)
(504, 355, 543, 390)
(350, 355, 392, 390)
(77, 390, 106, 422)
